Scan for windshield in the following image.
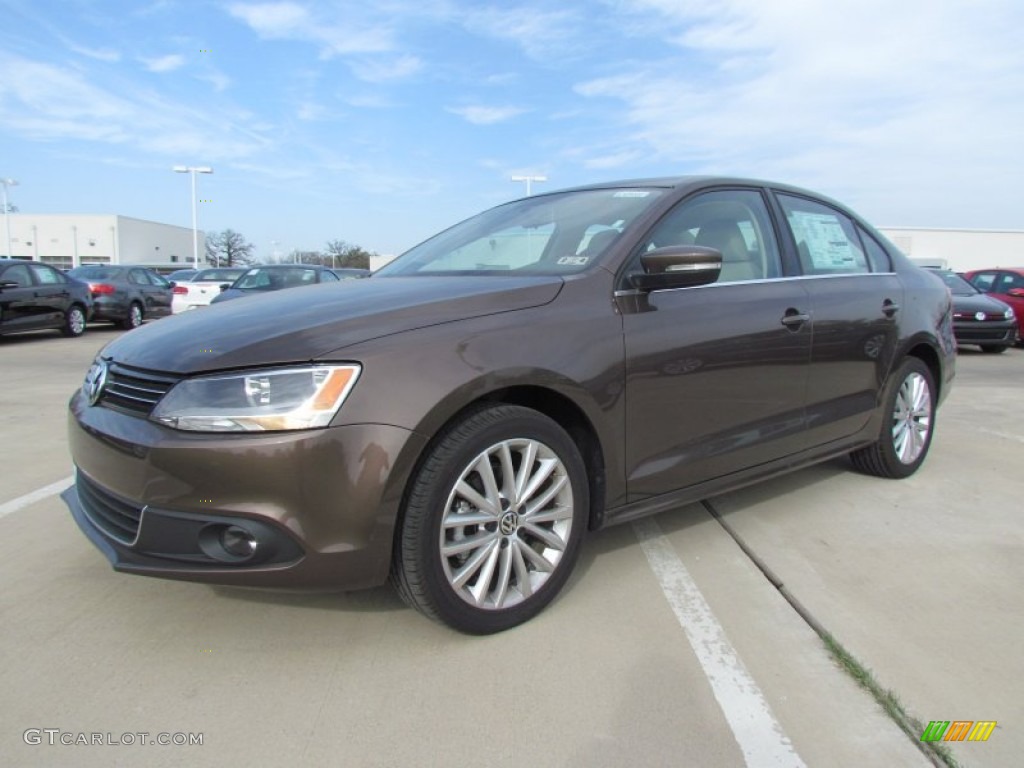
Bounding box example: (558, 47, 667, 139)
(69, 267, 119, 280)
(233, 267, 318, 290)
(935, 270, 978, 296)
(376, 188, 665, 277)
(195, 268, 245, 282)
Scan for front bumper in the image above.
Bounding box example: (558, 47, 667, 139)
(952, 319, 1017, 346)
(65, 388, 426, 590)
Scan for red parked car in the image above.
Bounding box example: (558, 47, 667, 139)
(964, 268, 1024, 345)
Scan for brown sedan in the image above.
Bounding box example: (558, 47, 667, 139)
(63, 177, 956, 633)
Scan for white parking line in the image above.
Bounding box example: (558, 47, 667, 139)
(633, 517, 807, 768)
(0, 476, 74, 520)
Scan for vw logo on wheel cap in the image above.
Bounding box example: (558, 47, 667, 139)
(499, 511, 519, 536)
(83, 360, 109, 406)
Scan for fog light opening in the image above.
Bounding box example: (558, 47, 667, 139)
(220, 525, 258, 559)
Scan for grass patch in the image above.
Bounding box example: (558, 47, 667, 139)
(822, 632, 961, 768)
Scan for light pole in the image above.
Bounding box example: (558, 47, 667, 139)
(172, 166, 212, 266)
(511, 174, 547, 196)
(2, 177, 18, 258)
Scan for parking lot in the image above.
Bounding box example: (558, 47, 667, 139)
(1, 328, 1020, 768)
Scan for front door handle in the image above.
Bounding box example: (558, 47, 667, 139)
(781, 308, 810, 329)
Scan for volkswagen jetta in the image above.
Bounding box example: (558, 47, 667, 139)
(63, 177, 955, 633)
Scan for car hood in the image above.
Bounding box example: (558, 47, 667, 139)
(951, 293, 1011, 315)
(98, 276, 564, 374)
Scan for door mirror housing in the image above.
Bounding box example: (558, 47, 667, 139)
(1007, 287, 1024, 298)
(629, 246, 722, 291)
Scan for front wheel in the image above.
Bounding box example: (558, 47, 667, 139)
(980, 345, 1007, 354)
(850, 357, 936, 479)
(391, 405, 588, 634)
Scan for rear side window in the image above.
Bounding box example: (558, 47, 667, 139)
(30, 264, 67, 285)
(129, 269, 152, 285)
(856, 227, 893, 272)
(777, 194, 870, 275)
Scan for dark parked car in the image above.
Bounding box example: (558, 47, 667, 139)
(64, 177, 955, 634)
(963, 267, 1024, 345)
(0, 259, 93, 338)
(331, 267, 372, 279)
(930, 269, 1017, 352)
(67, 265, 174, 329)
(210, 264, 342, 304)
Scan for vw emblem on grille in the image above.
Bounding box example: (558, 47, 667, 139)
(975, 311, 985, 321)
(83, 360, 109, 406)
(499, 511, 519, 536)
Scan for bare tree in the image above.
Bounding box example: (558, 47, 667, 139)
(205, 229, 255, 267)
(325, 239, 372, 270)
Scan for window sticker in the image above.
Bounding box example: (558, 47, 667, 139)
(557, 255, 589, 266)
(788, 211, 856, 269)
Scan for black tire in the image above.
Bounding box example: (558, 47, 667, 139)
(391, 405, 588, 634)
(850, 357, 936, 479)
(61, 305, 87, 337)
(122, 302, 143, 330)
(980, 345, 1007, 354)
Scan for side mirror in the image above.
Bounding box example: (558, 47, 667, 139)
(1007, 288, 1024, 298)
(0, 280, 19, 290)
(629, 246, 722, 291)
(219, 283, 231, 292)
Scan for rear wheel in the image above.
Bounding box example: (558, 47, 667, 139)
(122, 302, 143, 330)
(850, 357, 935, 479)
(980, 345, 1007, 354)
(62, 305, 86, 337)
(391, 405, 588, 634)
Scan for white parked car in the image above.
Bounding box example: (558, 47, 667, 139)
(171, 267, 247, 313)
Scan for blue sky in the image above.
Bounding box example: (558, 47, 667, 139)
(1, 0, 1022, 258)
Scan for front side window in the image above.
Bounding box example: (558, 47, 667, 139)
(630, 189, 782, 283)
(994, 271, 1024, 293)
(2, 264, 32, 287)
(376, 188, 666, 277)
(778, 194, 870, 275)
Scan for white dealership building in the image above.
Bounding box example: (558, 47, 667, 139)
(2, 213, 202, 272)
(877, 227, 1024, 272)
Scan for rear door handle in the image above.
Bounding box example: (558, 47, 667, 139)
(781, 308, 810, 328)
(882, 300, 900, 317)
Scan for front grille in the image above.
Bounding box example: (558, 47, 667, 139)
(76, 473, 143, 545)
(99, 363, 180, 416)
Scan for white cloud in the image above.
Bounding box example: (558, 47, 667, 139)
(463, 6, 581, 59)
(227, 1, 395, 56)
(446, 105, 527, 125)
(142, 54, 186, 73)
(0, 52, 269, 161)
(573, 0, 1024, 225)
(69, 44, 121, 63)
(350, 54, 422, 83)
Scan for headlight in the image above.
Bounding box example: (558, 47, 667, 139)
(1006, 307, 1015, 320)
(151, 364, 360, 432)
